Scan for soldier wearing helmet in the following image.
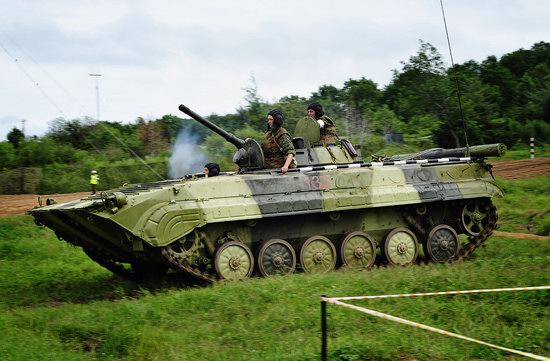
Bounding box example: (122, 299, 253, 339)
(90, 170, 99, 195)
(307, 102, 338, 145)
(203, 162, 220, 177)
(261, 109, 296, 174)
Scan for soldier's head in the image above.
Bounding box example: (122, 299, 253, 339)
(203, 162, 220, 177)
(307, 102, 324, 119)
(267, 109, 284, 131)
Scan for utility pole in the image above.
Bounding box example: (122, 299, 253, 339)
(89, 73, 102, 121)
(21, 119, 26, 134)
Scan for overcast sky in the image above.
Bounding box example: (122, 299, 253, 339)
(0, 0, 548, 141)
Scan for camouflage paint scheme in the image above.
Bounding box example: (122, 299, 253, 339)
(29, 157, 501, 278)
(28, 104, 504, 281)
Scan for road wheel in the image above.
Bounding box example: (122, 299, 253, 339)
(382, 227, 418, 266)
(461, 199, 492, 236)
(300, 236, 336, 274)
(214, 241, 254, 281)
(423, 225, 459, 262)
(257, 239, 296, 277)
(340, 231, 376, 269)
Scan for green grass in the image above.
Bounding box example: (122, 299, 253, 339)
(498, 143, 550, 161)
(0, 176, 548, 361)
(494, 176, 550, 236)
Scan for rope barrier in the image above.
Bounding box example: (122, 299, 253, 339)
(327, 285, 550, 301)
(321, 286, 550, 361)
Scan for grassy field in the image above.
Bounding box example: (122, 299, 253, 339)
(494, 176, 550, 236)
(0, 178, 548, 361)
(496, 143, 549, 161)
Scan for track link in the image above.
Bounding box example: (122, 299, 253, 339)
(455, 201, 498, 261)
(407, 199, 498, 262)
(161, 247, 219, 284)
(161, 200, 497, 282)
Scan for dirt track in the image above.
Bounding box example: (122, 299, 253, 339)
(1, 158, 548, 219)
(1, 192, 91, 218)
(491, 157, 550, 179)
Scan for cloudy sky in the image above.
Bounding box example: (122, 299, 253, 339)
(0, 0, 548, 141)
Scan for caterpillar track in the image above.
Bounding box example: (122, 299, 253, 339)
(155, 199, 498, 284)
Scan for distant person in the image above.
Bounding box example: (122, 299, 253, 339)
(90, 170, 99, 195)
(307, 102, 338, 145)
(203, 163, 220, 177)
(261, 109, 296, 174)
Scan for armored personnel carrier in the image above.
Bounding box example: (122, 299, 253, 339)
(28, 104, 505, 282)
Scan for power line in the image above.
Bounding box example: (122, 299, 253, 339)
(0, 30, 88, 112)
(0, 32, 165, 181)
(0, 38, 67, 118)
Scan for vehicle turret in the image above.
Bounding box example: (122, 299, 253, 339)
(179, 104, 265, 170)
(179, 104, 362, 170)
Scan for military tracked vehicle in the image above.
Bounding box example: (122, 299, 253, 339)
(28, 104, 505, 282)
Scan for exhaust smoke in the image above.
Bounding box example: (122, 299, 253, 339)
(168, 130, 206, 178)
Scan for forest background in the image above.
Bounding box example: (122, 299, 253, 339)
(0, 41, 549, 194)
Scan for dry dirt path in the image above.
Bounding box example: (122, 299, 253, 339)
(0, 192, 90, 218)
(491, 157, 550, 179)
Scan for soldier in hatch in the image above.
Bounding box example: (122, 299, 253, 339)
(307, 102, 338, 145)
(203, 162, 220, 177)
(260, 109, 296, 174)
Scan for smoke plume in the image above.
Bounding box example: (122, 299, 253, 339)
(168, 130, 206, 178)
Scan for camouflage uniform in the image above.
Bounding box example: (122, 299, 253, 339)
(319, 115, 338, 145)
(262, 127, 296, 169)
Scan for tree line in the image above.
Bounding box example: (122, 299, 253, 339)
(1, 41, 549, 185)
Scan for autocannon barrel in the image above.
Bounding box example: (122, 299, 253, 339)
(179, 104, 245, 149)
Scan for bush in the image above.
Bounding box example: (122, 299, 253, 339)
(536, 212, 550, 236)
(484, 118, 521, 147)
(38, 164, 87, 194)
(361, 135, 386, 157)
(0, 142, 16, 168)
(33, 160, 169, 194)
(517, 119, 550, 144)
(0, 168, 41, 194)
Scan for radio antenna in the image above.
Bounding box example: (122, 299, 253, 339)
(439, 0, 470, 151)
